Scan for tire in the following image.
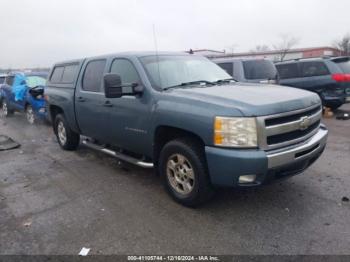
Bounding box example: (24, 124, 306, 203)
(54, 114, 80, 150)
(159, 138, 214, 207)
(1, 100, 14, 117)
(26, 105, 36, 124)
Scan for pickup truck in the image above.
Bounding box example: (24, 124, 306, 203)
(45, 52, 328, 206)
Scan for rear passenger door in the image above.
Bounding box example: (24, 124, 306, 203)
(75, 59, 110, 141)
(295, 61, 331, 93)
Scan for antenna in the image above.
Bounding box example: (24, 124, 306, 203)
(152, 24, 162, 88)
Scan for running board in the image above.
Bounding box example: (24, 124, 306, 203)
(82, 139, 154, 168)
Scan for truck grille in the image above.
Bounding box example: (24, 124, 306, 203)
(257, 104, 322, 150)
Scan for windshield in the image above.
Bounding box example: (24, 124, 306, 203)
(243, 60, 278, 80)
(139, 55, 231, 90)
(26, 76, 47, 88)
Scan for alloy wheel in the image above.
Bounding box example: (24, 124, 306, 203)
(57, 121, 67, 145)
(166, 154, 195, 195)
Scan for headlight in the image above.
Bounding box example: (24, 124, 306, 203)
(214, 117, 257, 148)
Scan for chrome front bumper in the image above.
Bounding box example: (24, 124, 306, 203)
(267, 126, 328, 169)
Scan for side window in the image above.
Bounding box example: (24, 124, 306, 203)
(0, 77, 5, 84)
(276, 63, 299, 79)
(217, 63, 233, 76)
(110, 59, 141, 84)
(50, 66, 64, 83)
(300, 62, 330, 77)
(62, 64, 79, 83)
(5, 76, 14, 86)
(82, 60, 106, 92)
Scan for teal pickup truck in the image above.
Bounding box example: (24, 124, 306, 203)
(45, 52, 328, 206)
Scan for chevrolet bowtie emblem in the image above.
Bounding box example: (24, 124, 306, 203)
(300, 116, 311, 130)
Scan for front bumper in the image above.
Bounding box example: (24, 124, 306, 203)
(205, 125, 328, 187)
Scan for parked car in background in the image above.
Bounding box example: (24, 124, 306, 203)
(0, 72, 48, 124)
(45, 52, 327, 206)
(0, 74, 7, 86)
(330, 56, 350, 101)
(212, 58, 279, 84)
(276, 57, 350, 110)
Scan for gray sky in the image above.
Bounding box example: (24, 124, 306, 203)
(0, 0, 349, 68)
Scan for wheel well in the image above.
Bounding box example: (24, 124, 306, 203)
(153, 126, 205, 166)
(49, 105, 64, 123)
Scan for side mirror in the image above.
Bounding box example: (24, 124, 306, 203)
(104, 73, 144, 98)
(104, 73, 122, 98)
(29, 86, 45, 98)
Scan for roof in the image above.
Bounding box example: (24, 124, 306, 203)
(53, 51, 194, 66)
(274, 56, 350, 64)
(208, 46, 342, 59)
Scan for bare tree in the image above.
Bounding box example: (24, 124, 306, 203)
(250, 45, 270, 53)
(273, 35, 299, 62)
(333, 34, 350, 56)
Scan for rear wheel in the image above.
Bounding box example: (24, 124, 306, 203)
(159, 138, 214, 207)
(54, 114, 80, 150)
(1, 100, 14, 117)
(26, 105, 36, 124)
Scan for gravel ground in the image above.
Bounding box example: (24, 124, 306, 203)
(0, 104, 349, 255)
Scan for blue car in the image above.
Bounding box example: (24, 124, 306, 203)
(0, 72, 48, 124)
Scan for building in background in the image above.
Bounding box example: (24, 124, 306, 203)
(188, 47, 342, 61)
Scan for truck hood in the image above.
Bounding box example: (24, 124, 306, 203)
(167, 82, 321, 116)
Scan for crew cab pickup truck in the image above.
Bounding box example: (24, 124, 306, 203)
(45, 52, 328, 206)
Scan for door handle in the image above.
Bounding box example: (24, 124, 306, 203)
(77, 97, 86, 102)
(103, 101, 113, 107)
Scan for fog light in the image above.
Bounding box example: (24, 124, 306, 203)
(239, 175, 256, 184)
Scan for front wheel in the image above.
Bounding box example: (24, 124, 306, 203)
(1, 100, 14, 117)
(54, 114, 80, 150)
(26, 105, 36, 124)
(159, 138, 214, 207)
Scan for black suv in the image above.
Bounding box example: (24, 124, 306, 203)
(276, 57, 350, 110)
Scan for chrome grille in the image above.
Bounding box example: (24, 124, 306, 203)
(257, 104, 322, 150)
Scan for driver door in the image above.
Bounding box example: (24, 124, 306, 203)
(104, 58, 152, 155)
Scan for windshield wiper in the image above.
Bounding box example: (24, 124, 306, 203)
(163, 80, 214, 91)
(213, 78, 237, 84)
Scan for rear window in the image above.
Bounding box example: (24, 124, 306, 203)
(299, 61, 329, 77)
(243, 60, 277, 80)
(50, 64, 79, 84)
(334, 60, 350, 73)
(276, 63, 299, 79)
(61, 64, 79, 83)
(50, 66, 64, 83)
(217, 63, 233, 76)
